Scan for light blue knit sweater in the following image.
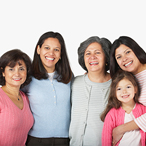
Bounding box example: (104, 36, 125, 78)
(23, 74, 71, 138)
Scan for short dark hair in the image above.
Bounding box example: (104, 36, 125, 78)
(32, 31, 72, 84)
(110, 36, 146, 78)
(100, 70, 140, 122)
(78, 36, 111, 72)
(0, 49, 32, 88)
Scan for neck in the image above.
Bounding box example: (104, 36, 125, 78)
(134, 63, 146, 75)
(121, 100, 135, 114)
(2, 85, 20, 96)
(88, 71, 110, 83)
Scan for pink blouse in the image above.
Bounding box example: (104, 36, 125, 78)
(0, 88, 34, 146)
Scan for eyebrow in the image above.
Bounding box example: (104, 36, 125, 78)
(45, 45, 61, 50)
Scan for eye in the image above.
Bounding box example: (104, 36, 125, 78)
(127, 85, 131, 89)
(44, 47, 49, 50)
(117, 87, 121, 91)
(19, 67, 25, 71)
(9, 68, 14, 71)
(95, 51, 101, 54)
(126, 50, 131, 54)
(54, 48, 60, 52)
(116, 56, 121, 60)
(85, 52, 90, 56)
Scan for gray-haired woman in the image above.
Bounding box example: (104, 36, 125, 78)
(69, 36, 112, 146)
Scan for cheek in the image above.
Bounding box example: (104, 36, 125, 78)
(84, 57, 89, 67)
(116, 60, 122, 68)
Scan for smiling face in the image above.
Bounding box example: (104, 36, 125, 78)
(37, 37, 61, 73)
(116, 78, 136, 106)
(84, 42, 106, 73)
(115, 44, 143, 75)
(3, 60, 27, 88)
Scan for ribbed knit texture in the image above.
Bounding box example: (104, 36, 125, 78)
(135, 69, 146, 106)
(134, 69, 146, 132)
(22, 73, 71, 138)
(69, 74, 111, 146)
(0, 88, 34, 146)
(102, 103, 146, 146)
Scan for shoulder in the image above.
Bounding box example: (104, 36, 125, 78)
(135, 103, 146, 111)
(106, 108, 123, 119)
(72, 75, 85, 85)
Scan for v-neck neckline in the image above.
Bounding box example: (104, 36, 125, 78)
(0, 88, 25, 111)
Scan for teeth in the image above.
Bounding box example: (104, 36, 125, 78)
(125, 61, 132, 67)
(13, 78, 21, 81)
(46, 57, 54, 61)
(122, 95, 129, 98)
(90, 62, 98, 65)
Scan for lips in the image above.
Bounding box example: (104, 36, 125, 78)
(124, 61, 132, 67)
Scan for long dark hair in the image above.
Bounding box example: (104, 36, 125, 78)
(100, 70, 140, 122)
(32, 31, 72, 84)
(0, 49, 32, 88)
(110, 36, 146, 78)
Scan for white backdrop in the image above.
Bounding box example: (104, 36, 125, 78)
(0, 0, 146, 76)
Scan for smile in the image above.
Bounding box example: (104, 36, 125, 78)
(45, 57, 55, 61)
(122, 95, 129, 98)
(89, 62, 98, 65)
(124, 61, 132, 67)
(13, 78, 21, 81)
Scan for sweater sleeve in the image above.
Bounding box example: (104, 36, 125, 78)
(134, 112, 146, 132)
(134, 70, 146, 132)
(102, 110, 116, 146)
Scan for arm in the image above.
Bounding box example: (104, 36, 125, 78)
(102, 111, 115, 146)
(113, 112, 146, 145)
(112, 120, 139, 145)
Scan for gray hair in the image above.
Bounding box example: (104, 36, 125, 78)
(78, 36, 111, 72)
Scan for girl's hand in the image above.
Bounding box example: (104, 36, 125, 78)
(112, 125, 124, 145)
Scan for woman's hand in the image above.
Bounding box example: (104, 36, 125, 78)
(112, 120, 139, 145)
(112, 125, 124, 145)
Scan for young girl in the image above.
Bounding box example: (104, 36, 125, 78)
(101, 70, 146, 146)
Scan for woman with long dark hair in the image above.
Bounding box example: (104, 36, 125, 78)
(110, 36, 146, 145)
(24, 31, 73, 146)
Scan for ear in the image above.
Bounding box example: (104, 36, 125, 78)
(134, 87, 137, 94)
(2, 72, 5, 77)
(37, 45, 41, 55)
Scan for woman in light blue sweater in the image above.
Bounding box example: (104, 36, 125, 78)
(69, 36, 111, 146)
(24, 31, 73, 146)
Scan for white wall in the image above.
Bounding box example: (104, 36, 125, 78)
(0, 0, 146, 76)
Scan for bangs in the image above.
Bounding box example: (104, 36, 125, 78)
(7, 60, 23, 68)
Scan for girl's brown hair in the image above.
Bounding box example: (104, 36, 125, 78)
(100, 69, 140, 122)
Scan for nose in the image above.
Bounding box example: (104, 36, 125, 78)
(90, 54, 96, 59)
(48, 49, 54, 55)
(14, 69, 20, 76)
(122, 88, 127, 94)
(122, 55, 127, 62)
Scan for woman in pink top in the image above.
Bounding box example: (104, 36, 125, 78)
(0, 49, 34, 146)
(110, 36, 146, 145)
(101, 70, 146, 146)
